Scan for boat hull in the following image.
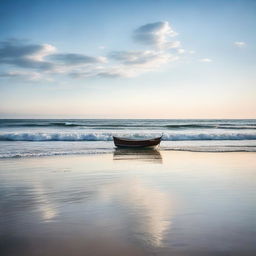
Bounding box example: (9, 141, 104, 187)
(113, 136, 162, 148)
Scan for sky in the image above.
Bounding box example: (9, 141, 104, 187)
(0, 0, 255, 119)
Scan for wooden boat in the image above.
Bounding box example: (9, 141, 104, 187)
(113, 136, 162, 148)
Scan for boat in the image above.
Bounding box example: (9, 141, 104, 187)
(113, 136, 162, 148)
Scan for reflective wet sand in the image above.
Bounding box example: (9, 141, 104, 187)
(0, 151, 256, 256)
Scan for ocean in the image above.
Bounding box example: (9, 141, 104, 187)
(0, 119, 256, 158)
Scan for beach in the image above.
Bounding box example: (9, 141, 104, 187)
(1, 0, 256, 254)
(1, 150, 256, 256)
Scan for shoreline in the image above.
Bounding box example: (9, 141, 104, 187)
(0, 147, 255, 160)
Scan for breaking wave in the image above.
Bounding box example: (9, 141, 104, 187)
(1, 132, 256, 141)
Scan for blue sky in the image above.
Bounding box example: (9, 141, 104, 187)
(0, 0, 255, 118)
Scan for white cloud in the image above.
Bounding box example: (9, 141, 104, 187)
(69, 66, 134, 79)
(133, 21, 178, 49)
(27, 44, 56, 61)
(105, 50, 179, 77)
(109, 50, 174, 67)
(199, 58, 212, 62)
(0, 70, 44, 80)
(177, 48, 185, 54)
(97, 69, 131, 78)
(234, 41, 246, 48)
(0, 21, 186, 81)
(164, 41, 181, 49)
(69, 50, 179, 79)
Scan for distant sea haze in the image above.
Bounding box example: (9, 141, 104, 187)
(0, 119, 256, 157)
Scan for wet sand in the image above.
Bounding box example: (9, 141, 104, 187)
(0, 150, 256, 256)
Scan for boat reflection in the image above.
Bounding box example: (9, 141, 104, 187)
(113, 148, 162, 163)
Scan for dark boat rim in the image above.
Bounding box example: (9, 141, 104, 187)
(113, 136, 162, 142)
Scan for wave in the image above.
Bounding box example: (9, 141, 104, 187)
(0, 122, 81, 127)
(1, 132, 256, 141)
(0, 149, 112, 158)
(1, 122, 256, 130)
(164, 124, 256, 129)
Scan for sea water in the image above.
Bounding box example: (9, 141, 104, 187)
(0, 119, 256, 158)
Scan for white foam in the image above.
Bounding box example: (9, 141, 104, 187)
(1, 131, 256, 141)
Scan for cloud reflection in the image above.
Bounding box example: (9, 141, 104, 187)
(33, 182, 58, 222)
(100, 178, 173, 247)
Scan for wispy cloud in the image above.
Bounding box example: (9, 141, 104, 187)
(0, 70, 44, 80)
(177, 48, 185, 54)
(234, 41, 246, 48)
(0, 21, 185, 81)
(109, 50, 173, 66)
(50, 53, 106, 66)
(199, 58, 212, 62)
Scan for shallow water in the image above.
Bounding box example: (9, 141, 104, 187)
(0, 151, 256, 255)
